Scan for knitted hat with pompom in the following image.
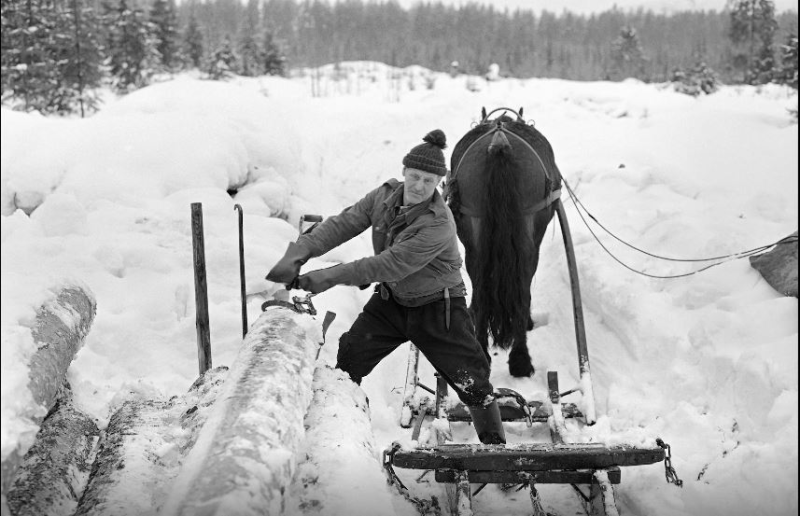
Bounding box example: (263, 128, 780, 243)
(402, 129, 448, 176)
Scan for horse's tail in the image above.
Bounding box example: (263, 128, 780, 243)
(473, 130, 531, 351)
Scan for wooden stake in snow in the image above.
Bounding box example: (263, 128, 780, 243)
(191, 202, 212, 375)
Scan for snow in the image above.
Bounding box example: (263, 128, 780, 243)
(1, 65, 797, 515)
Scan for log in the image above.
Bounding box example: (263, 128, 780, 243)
(159, 309, 321, 516)
(0, 286, 96, 501)
(292, 366, 395, 516)
(73, 368, 228, 516)
(6, 386, 99, 516)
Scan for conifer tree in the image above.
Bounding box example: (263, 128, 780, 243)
(55, 0, 104, 115)
(609, 25, 647, 80)
(728, 0, 779, 84)
(1, 0, 62, 112)
(776, 32, 798, 89)
(183, 10, 204, 69)
(1, 0, 24, 96)
(206, 36, 238, 79)
(238, 0, 263, 76)
(104, 0, 160, 93)
(239, 31, 262, 76)
(262, 30, 286, 76)
(150, 0, 179, 71)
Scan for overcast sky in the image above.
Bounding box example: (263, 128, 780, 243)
(393, 0, 798, 15)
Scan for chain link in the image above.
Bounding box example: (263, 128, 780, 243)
(656, 438, 684, 487)
(261, 293, 318, 315)
(383, 443, 442, 516)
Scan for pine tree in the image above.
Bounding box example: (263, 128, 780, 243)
(239, 31, 262, 76)
(104, 0, 160, 93)
(609, 25, 647, 80)
(776, 32, 798, 89)
(1, 0, 24, 96)
(672, 59, 721, 96)
(1, 0, 62, 112)
(238, 0, 263, 76)
(54, 0, 104, 115)
(206, 36, 238, 79)
(150, 0, 179, 71)
(262, 30, 285, 76)
(183, 10, 204, 69)
(728, 0, 779, 84)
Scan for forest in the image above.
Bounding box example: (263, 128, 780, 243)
(1, 0, 797, 115)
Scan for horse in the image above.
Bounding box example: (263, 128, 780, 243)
(445, 107, 562, 377)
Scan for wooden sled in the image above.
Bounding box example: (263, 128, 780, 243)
(387, 371, 673, 516)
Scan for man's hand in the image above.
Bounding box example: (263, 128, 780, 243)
(297, 266, 346, 294)
(266, 242, 311, 287)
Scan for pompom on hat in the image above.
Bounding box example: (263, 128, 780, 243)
(402, 129, 448, 176)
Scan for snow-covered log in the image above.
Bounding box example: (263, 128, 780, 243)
(5, 387, 99, 516)
(750, 230, 798, 298)
(291, 366, 396, 516)
(73, 368, 228, 516)
(160, 309, 322, 516)
(0, 286, 96, 502)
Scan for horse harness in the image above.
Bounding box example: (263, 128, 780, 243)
(446, 118, 562, 218)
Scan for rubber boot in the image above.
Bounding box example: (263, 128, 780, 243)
(468, 400, 506, 444)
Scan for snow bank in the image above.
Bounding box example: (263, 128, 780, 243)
(1, 66, 797, 516)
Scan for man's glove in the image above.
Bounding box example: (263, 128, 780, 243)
(266, 242, 312, 287)
(297, 265, 350, 294)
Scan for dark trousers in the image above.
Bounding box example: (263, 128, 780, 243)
(336, 292, 494, 407)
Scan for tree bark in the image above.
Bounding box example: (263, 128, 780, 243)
(0, 286, 96, 503)
(159, 309, 321, 516)
(6, 387, 99, 516)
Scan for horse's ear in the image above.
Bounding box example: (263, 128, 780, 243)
(518, 107, 524, 120)
(481, 107, 487, 121)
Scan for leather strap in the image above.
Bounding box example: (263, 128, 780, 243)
(459, 188, 561, 217)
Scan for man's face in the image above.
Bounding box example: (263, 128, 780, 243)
(402, 168, 441, 205)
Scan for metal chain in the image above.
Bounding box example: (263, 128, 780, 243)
(261, 293, 318, 315)
(656, 438, 684, 487)
(382, 443, 442, 516)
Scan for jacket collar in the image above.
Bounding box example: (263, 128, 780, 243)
(383, 181, 446, 225)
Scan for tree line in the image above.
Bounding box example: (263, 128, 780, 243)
(1, 0, 797, 116)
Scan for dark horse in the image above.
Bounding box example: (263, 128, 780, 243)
(446, 108, 562, 377)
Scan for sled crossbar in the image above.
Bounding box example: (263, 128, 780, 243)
(390, 443, 664, 471)
(446, 400, 583, 423)
(434, 466, 621, 485)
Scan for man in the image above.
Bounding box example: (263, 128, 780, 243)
(266, 129, 505, 444)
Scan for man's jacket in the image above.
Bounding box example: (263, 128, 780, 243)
(295, 178, 465, 303)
